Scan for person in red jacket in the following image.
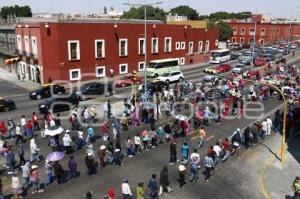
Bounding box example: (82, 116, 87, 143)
(32, 112, 39, 131)
(25, 120, 33, 137)
(105, 187, 115, 199)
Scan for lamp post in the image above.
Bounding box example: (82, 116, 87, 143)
(251, 15, 257, 70)
(123, 1, 163, 98)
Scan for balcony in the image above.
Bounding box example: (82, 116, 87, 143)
(30, 53, 38, 60)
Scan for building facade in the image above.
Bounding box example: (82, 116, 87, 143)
(14, 18, 219, 84)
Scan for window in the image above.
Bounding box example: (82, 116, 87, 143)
(119, 39, 128, 56)
(198, 41, 203, 53)
(151, 38, 158, 53)
(175, 42, 181, 50)
(138, 62, 145, 71)
(240, 28, 246, 35)
(16, 35, 22, 51)
(232, 37, 236, 43)
(180, 58, 185, 65)
(260, 28, 266, 36)
(205, 40, 210, 52)
(69, 69, 81, 81)
(95, 66, 106, 77)
(232, 27, 237, 35)
(240, 38, 245, 43)
(68, 40, 80, 60)
(119, 63, 128, 74)
(215, 40, 219, 47)
(181, 42, 185, 50)
(31, 37, 38, 57)
(249, 28, 255, 36)
(188, 42, 194, 54)
(24, 36, 30, 54)
(138, 38, 145, 55)
(95, 40, 105, 58)
(164, 37, 172, 52)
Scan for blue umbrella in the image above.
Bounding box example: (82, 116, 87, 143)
(46, 151, 64, 162)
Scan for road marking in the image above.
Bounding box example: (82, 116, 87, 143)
(259, 156, 273, 199)
(2, 93, 28, 98)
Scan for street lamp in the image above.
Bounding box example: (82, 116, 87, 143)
(123, 1, 163, 99)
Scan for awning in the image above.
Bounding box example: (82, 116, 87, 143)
(4, 57, 20, 65)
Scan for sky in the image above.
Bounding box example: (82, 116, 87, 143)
(0, 0, 299, 18)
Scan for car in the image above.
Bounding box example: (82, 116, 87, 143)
(230, 51, 243, 60)
(254, 58, 266, 67)
(232, 63, 246, 74)
(114, 74, 142, 87)
(77, 82, 113, 100)
(38, 93, 80, 114)
(139, 79, 168, 94)
(201, 75, 219, 86)
(0, 98, 16, 112)
(242, 70, 261, 79)
(290, 44, 297, 49)
(263, 53, 275, 62)
(156, 71, 184, 83)
(216, 64, 232, 73)
(29, 84, 66, 100)
(239, 52, 253, 65)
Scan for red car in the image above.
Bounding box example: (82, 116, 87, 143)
(216, 64, 232, 73)
(254, 58, 266, 67)
(243, 70, 261, 79)
(114, 74, 142, 87)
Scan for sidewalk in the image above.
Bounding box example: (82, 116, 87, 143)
(263, 136, 300, 199)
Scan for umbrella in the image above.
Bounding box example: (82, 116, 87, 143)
(176, 115, 188, 121)
(178, 165, 186, 172)
(44, 126, 64, 136)
(46, 151, 64, 162)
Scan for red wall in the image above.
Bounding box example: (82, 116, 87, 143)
(16, 22, 219, 82)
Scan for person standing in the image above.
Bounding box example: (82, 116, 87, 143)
(17, 144, 26, 167)
(44, 160, 53, 186)
(12, 173, 23, 198)
(261, 119, 268, 140)
(213, 142, 222, 166)
(89, 105, 97, 123)
(21, 161, 30, 190)
(30, 139, 40, 162)
(178, 165, 186, 188)
(32, 112, 39, 131)
(7, 118, 15, 139)
(169, 139, 178, 165)
(97, 145, 106, 168)
(30, 165, 44, 193)
(103, 101, 109, 119)
(136, 182, 145, 199)
(134, 133, 142, 154)
(85, 153, 97, 176)
(189, 149, 200, 182)
(15, 124, 25, 145)
(197, 126, 206, 148)
(63, 133, 72, 154)
(266, 117, 273, 136)
(87, 126, 95, 143)
(292, 176, 300, 199)
(159, 166, 172, 196)
(20, 115, 26, 135)
(121, 178, 133, 199)
(6, 147, 16, 174)
(181, 141, 189, 165)
(68, 155, 78, 179)
(105, 187, 115, 199)
(148, 174, 159, 199)
(204, 153, 214, 182)
(244, 126, 251, 149)
(52, 161, 65, 185)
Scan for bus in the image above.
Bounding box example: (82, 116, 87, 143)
(146, 58, 180, 78)
(210, 49, 231, 64)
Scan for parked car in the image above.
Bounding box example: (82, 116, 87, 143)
(232, 63, 246, 74)
(156, 71, 184, 83)
(239, 52, 253, 65)
(0, 98, 16, 112)
(138, 79, 168, 94)
(38, 93, 80, 114)
(216, 64, 232, 73)
(242, 70, 261, 79)
(77, 82, 113, 100)
(29, 84, 66, 100)
(201, 75, 219, 86)
(230, 51, 242, 60)
(114, 74, 142, 87)
(290, 44, 297, 49)
(254, 58, 266, 67)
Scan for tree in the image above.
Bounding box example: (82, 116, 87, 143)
(0, 5, 32, 19)
(121, 5, 166, 21)
(208, 21, 233, 41)
(169, 5, 199, 20)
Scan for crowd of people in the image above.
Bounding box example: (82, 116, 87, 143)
(0, 58, 299, 199)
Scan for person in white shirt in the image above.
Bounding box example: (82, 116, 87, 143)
(15, 124, 25, 145)
(213, 142, 222, 165)
(266, 117, 273, 135)
(121, 178, 132, 198)
(189, 149, 200, 182)
(63, 133, 72, 154)
(261, 120, 268, 140)
(103, 102, 108, 119)
(83, 108, 90, 123)
(134, 133, 142, 153)
(30, 138, 39, 162)
(12, 174, 22, 198)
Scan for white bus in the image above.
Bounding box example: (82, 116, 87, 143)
(210, 49, 231, 64)
(146, 58, 180, 78)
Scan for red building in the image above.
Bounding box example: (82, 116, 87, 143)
(227, 16, 300, 46)
(14, 18, 219, 84)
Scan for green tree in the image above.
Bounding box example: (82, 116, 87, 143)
(121, 5, 166, 21)
(0, 5, 32, 19)
(169, 5, 199, 20)
(208, 21, 233, 41)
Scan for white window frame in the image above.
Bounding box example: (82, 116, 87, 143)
(31, 36, 38, 56)
(119, 38, 128, 56)
(69, 68, 81, 81)
(95, 39, 105, 58)
(138, 38, 145, 55)
(205, 40, 210, 52)
(16, 35, 22, 51)
(95, 66, 106, 77)
(164, 37, 172, 53)
(188, 42, 194, 54)
(181, 42, 186, 50)
(175, 42, 181, 50)
(119, 63, 128, 75)
(198, 41, 203, 53)
(151, 38, 158, 53)
(180, 58, 185, 65)
(68, 40, 80, 60)
(138, 61, 145, 71)
(24, 36, 30, 53)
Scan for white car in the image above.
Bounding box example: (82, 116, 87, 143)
(290, 44, 297, 49)
(156, 71, 184, 83)
(232, 63, 246, 74)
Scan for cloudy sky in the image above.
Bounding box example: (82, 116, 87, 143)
(0, 0, 299, 18)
